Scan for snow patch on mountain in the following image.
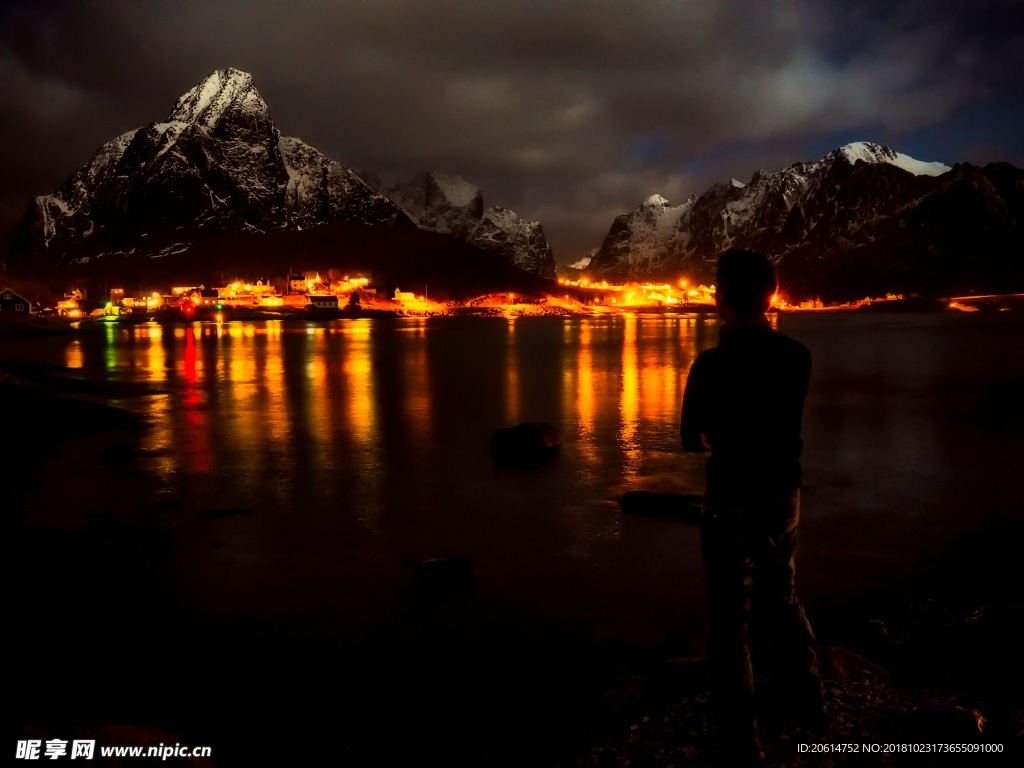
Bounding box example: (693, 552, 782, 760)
(591, 193, 696, 275)
(168, 67, 265, 129)
(835, 141, 950, 177)
(278, 136, 405, 228)
(432, 172, 481, 209)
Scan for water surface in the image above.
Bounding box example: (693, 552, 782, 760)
(9, 311, 1023, 763)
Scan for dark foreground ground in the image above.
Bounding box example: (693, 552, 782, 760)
(6, 363, 1022, 767)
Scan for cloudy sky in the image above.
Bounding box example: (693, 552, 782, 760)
(2, 0, 1022, 263)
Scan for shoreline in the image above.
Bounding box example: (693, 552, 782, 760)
(3, 292, 1020, 339)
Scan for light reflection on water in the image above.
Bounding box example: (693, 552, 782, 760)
(35, 312, 1024, 650)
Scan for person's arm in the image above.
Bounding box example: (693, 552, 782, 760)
(681, 353, 711, 452)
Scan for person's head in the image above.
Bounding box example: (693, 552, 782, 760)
(715, 248, 777, 319)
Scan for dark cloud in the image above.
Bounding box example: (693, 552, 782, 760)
(2, 0, 1021, 263)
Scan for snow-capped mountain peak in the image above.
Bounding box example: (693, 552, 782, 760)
(13, 67, 408, 268)
(585, 140, 1020, 297)
(644, 194, 670, 207)
(833, 141, 950, 177)
(167, 67, 267, 129)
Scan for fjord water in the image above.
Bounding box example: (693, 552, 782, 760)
(11, 311, 1023, 762)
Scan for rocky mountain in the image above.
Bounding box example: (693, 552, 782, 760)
(386, 171, 557, 279)
(587, 142, 1024, 300)
(10, 68, 409, 271)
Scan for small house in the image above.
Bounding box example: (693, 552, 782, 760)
(289, 271, 326, 294)
(289, 273, 307, 293)
(0, 288, 36, 314)
(189, 289, 220, 306)
(307, 294, 339, 310)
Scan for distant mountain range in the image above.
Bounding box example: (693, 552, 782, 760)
(7, 67, 555, 287)
(586, 142, 1024, 299)
(376, 171, 555, 279)
(6, 67, 1023, 300)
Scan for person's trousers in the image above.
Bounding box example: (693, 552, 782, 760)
(701, 489, 819, 744)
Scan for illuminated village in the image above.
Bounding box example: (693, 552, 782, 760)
(40, 275, 721, 320)
(6, 271, 955, 326)
(42, 273, 732, 321)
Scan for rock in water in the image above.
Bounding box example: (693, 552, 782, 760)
(407, 557, 479, 591)
(490, 422, 561, 469)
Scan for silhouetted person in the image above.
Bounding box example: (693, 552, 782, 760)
(681, 249, 822, 764)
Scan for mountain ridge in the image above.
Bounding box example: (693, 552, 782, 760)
(384, 170, 557, 279)
(9, 67, 558, 282)
(586, 142, 1024, 299)
(6, 69, 409, 271)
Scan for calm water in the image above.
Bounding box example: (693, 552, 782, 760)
(14, 312, 1024, 649)
(10, 310, 1023, 763)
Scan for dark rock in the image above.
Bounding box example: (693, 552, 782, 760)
(406, 556, 479, 596)
(490, 421, 561, 469)
(195, 508, 250, 520)
(1, 372, 143, 438)
(620, 490, 703, 521)
(886, 703, 987, 744)
(892, 600, 1024, 694)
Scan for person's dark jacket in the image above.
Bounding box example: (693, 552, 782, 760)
(681, 321, 811, 502)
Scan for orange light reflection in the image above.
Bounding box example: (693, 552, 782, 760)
(619, 315, 641, 483)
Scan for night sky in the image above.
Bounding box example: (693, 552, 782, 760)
(2, 0, 1022, 264)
